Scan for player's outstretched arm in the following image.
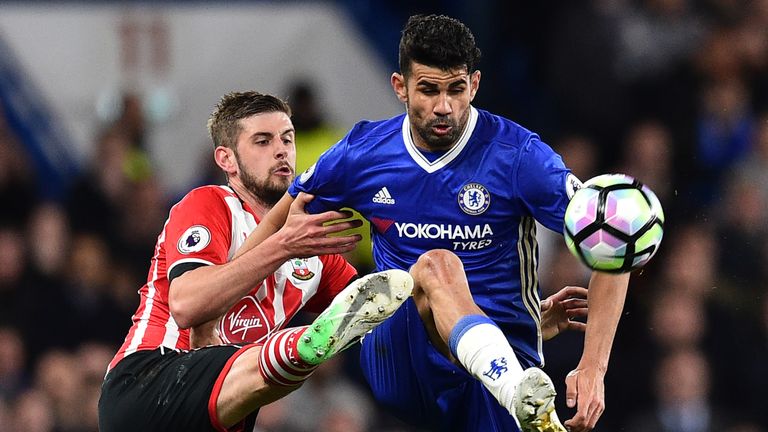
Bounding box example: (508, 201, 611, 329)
(563, 271, 629, 432)
(232, 192, 358, 260)
(169, 192, 362, 329)
(540, 285, 588, 341)
(267, 192, 363, 258)
(232, 192, 294, 260)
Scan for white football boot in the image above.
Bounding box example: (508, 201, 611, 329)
(513, 367, 567, 432)
(297, 269, 413, 365)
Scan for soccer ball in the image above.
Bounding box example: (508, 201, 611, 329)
(563, 174, 665, 273)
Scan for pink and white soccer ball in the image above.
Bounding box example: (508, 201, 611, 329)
(564, 174, 665, 273)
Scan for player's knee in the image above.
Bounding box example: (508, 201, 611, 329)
(411, 249, 466, 294)
(416, 249, 462, 271)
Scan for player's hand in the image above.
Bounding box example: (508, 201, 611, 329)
(539, 286, 588, 341)
(278, 192, 363, 257)
(563, 366, 605, 432)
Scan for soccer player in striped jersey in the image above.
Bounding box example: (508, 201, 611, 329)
(248, 15, 630, 432)
(98, 91, 414, 432)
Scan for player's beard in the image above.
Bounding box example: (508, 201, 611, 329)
(410, 108, 469, 151)
(237, 160, 293, 207)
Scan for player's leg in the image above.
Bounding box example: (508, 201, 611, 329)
(297, 269, 413, 364)
(215, 269, 414, 427)
(98, 346, 249, 432)
(409, 249, 565, 432)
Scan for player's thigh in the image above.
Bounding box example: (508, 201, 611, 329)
(99, 346, 241, 432)
(411, 250, 484, 340)
(215, 344, 296, 427)
(411, 249, 477, 306)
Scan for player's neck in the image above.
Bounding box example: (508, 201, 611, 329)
(227, 180, 271, 218)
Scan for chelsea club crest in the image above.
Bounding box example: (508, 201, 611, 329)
(458, 183, 490, 215)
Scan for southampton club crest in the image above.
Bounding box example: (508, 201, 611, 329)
(458, 183, 491, 215)
(177, 225, 211, 254)
(290, 258, 315, 281)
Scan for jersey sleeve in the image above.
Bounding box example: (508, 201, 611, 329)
(301, 254, 358, 313)
(514, 137, 581, 234)
(165, 187, 233, 281)
(288, 127, 357, 214)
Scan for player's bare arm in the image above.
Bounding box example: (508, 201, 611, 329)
(169, 192, 361, 329)
(232, 191, 295, 261)
(263, 192, 362, 258)
(563, 271, 629, 432)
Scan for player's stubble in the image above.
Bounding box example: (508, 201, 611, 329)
(408, 102, 470, 151)
(236, 156, 294, 207)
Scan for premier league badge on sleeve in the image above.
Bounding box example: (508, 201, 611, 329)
(565, 173, 583, 200)
(299, 163, 315, 184)
(458, 183, 491, 215)
(177, 225, 211, 254)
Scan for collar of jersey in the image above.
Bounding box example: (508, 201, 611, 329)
(220, 184, 262, 224)
(402, 105, 478, 173)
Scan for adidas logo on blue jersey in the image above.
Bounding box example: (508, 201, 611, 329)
(372, 187, 396, 205)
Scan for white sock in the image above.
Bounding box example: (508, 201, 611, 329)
(449, 315, 524, 413)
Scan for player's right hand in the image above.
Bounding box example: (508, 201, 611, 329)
(279, 192, 363, 257)
(563, 366, 605, 432)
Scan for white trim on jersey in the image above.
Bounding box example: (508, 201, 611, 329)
(161, 314, 181, 349)
(125, 220, 169, 357)
(222, 192, 258, 260)
(518, 217, 544, 365)
(272, 277, 287, 330)
(402, 105, 479, 173)
(255, 280, 268, 302)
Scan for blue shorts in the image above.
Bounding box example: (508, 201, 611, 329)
(360, 299, 534, 431)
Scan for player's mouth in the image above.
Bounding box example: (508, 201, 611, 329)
(431, 124, 453, 136)
(272, 164, 294, 177)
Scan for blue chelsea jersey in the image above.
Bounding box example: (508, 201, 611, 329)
(289, 106, 577, 366)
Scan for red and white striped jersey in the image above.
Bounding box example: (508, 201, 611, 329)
(108, 185, 357, 371)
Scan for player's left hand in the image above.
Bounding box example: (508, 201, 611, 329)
(539, 285, 588, 341)
(563, 366, 605, 431)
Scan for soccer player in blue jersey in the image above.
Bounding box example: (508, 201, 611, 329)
(247, 14, 629, 432)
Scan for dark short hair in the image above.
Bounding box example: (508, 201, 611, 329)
(207, 91, 292, 150)
(398, 14, 482, 77)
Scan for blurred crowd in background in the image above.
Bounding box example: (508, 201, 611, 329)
(1, 1, 768, 431)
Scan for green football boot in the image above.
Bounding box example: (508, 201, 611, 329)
(297, 269, 413, 365)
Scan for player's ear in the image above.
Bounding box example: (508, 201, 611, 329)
(214, 146, 238, 175)
(391, 72, 408, 103)
(469, 70, 481, 102)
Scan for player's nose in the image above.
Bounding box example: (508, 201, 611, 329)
(434, 93, 452, 115)
(274, 142, 288, 159)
